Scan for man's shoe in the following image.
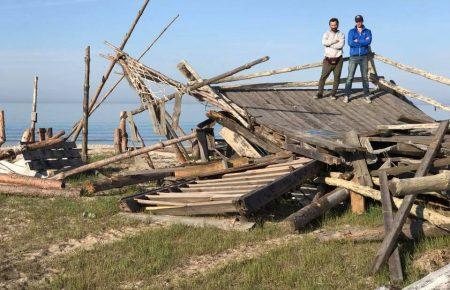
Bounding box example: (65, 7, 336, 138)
(343, 96, 349, 103)
(314, 93, 322, 99)
(365, 96, 372, 104)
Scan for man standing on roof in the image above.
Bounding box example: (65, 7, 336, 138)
(315, 18, 345, 100)
(343, 15, 372, 103)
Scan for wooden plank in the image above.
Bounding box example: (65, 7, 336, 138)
(371, 120, 449, 274)
(195, 128, 210, 162)
(402, 264, 450, 290)
(145, 200, 237, 216)
(220, 127, 262, 158)
(207, 111, 281, 153)
(371, 156, 450, 177)
(235, 161, 323, 216)
(283, 143, 341, 165)
(28, 158, 83, 171)
(379, 172, 404, 284)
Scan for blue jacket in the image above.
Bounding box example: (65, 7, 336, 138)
(348, 26, 372, 56)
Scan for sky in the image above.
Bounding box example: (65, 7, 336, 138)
(0, 0, 449, 113)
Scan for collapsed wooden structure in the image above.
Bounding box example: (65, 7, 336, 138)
(0, 1, 449, 287)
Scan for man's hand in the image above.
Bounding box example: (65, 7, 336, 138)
(334, 38, 340, 44)
(354, 38, 359, 43)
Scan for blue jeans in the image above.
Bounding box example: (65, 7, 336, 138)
(344, 55, 369, 96)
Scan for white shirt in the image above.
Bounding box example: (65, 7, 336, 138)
(322, 30, 345, 58)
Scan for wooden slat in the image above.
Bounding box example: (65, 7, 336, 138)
(22, 148, 81, 161)
(145, 200, 237, 215)
(27, 158, 83, 170)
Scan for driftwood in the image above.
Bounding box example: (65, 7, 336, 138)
(51, 133, 196, 180)
(287, 188, 349, 231)
(82, 46, 90, 162)
(0, 184, 79, 198)
(371, 121, 449, 274)
(374, 54, 450, 86)
(319, 177, 450, 228)
(118, 212, 256, 232)
(0, 110, 5, 146)
(70, 0, 151, 141)
(0, 173, 63, 189)
(389, 171, 450, 196)
(0, 137, 66, 161)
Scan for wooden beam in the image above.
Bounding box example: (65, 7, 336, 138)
(379, 172, 404, 285)
(345, 131, 374, 214)
(51, 132, 197, 180)
(29, 76, 38, 143)
(235, 161, 323, 216)
(283, 143, 341, 165)
(195, 128, 210, 162)
(207, 111, 281, 153)
(0, 184, 79, 198)
(376, 123, 446, 131)
(374, 54, 450, 86)
(402, 264, 450, 290)
(82, 46, 90, 162)
(389, 171, 450, 196)
(371, 156, 450, 177)
(0, 173, 64, 189)
(220, 127, 262, 158)
(371, 120, 449, 274)
(319, 177, 450, 227)
(287, 188, 349, 231)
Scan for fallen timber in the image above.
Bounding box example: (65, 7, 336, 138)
(318, 177, 450, 228)
(0, 173, 63, 189)
(51, 133, 197, 180)
(371, 121, 449, 274)
(0, 184, 79, 198)
(0, 136, 66, 161)
(388, 171, 450, 196)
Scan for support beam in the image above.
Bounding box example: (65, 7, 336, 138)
(283, 143, 341, 165)
(371, 156, 450, 177)
(220, 127, 262, 158)
(30, 76, 38, 143)
(371, 120, 449, 274)
(379, 172, 404, 285)
(389, 171, 450, 196)
(0, 110, 5, 146)
(235, 160, 323, 216)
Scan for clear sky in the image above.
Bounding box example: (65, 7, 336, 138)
(0, 0, 449, 112)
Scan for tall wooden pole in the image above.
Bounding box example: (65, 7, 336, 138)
(0, 110, 5, 146)
(30, 76, 38, 143)
(70, 0, 151, 142)
(82, 46, 90, 162)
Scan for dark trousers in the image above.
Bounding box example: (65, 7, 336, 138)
(344, 55, 370, 96)
(318, 57, 343, 96)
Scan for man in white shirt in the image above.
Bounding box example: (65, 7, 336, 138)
(315, 18, 345, 99)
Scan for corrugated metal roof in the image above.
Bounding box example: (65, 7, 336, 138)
(221, 89, 434, 141)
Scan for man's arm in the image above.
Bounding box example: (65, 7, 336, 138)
(322, 32, 334, 47)
(348, 30, 360, 48)
(330, 32, 345, 49)
(359, 29, 372, 46)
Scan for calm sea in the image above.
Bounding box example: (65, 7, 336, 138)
(0, 101, 448, 146)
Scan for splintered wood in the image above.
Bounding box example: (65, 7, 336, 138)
(133, 158, 311, 216)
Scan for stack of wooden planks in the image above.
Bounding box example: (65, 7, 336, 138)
(132, 158, 311, 215)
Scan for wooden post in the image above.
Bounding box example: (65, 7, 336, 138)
(46, 127, 53, 139)
(344, 131, 374, 214)
(82, 46, 90, 163)
(0, 110, 5, 146)
(38, 128, 46, 142)
(379, 172, 404, 285)
(371, 120, 449, 274)
(119, 111, 128, 152)
(114, 128, 122, 154)
(20, 129, 31, 144)
(70, 0, 151, 142)
(30, 76, 38, 143)
(196, 128, 210, 162)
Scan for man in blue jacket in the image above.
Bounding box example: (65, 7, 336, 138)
(344, 15, 372, 103)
